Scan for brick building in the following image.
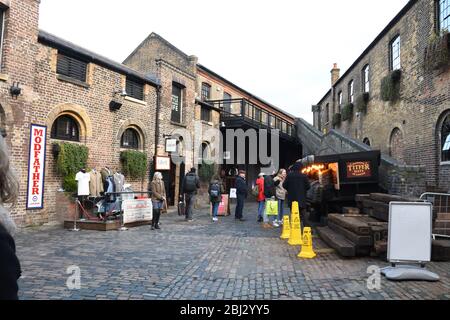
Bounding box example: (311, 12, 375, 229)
(1, 0, 159, 226)
(311, 0, 450, 192)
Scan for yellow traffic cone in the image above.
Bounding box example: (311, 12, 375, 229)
(298, 227, 316, 259)
(280, 216, 290, 240)
(288, 202, 303, 246)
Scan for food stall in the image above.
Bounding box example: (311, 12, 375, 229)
(298, 151, 382, 222)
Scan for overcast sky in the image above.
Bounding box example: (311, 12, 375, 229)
(39, 0, 409, 123)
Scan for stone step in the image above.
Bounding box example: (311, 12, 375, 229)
(433, 228, 450, 236)
(317, 226, 356, 257)
(434, 220, 450, 229)
(342, 207, 360, 215)
(437, 213, 450, 220)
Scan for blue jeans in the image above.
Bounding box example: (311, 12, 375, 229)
(212, 202, 220, 218)
(257, 201, 265, 219)
(278, 199, 285, 221)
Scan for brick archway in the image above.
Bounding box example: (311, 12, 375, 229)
(389, 127, 405, 164)
(46, 103, 92, 141)
(116, 119, 148, 151)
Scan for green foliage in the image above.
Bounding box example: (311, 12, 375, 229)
(332, 113, 342, 127)
(54, 142, 89, 193)
(423, 31, 449, 72)
(356, 93, 370, 113)
(120, 150, 147, 179)
(381, 70, 402, 102)
(341, 103, 354, 121)
(198, 161, 215, 182)
(63, 174, 78, 193)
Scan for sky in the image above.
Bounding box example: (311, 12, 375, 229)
(39, 0, 409, 124)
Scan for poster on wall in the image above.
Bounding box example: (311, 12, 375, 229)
(26, 124, 47, 210)
(122, 198, 153, 224)
(155, 156, 171, 171)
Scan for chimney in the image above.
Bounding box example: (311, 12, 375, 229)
(331, 63, 340, 86)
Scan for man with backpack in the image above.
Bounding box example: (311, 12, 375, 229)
(182, 168, 200, 222)
(209, 175, 225, 222)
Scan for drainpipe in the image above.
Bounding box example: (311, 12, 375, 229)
(154, 85, 162, 172)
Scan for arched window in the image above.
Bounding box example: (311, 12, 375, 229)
(51, 115, 80, 141)
(199, 142, 210, 161)
(363, 138, 371, 147)
(441, 113, 450, 162)
(121, 128, 140, 149)
(389, 128, 404, 163)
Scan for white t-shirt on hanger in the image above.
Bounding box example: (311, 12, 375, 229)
(75, 171, 91, 196)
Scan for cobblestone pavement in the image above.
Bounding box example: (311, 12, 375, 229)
(15, 202, 450, 300)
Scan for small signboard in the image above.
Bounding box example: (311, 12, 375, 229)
(26, 124, 47, 210)
(155, 156, 171, 171)
(122, 199, 153, 224)
(346, 161, 372, 178)
(229, 188, 237, 199)
(165, 139, 177, 153)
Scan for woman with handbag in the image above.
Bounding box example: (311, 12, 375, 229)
(150, 172, 166, 230)
(273, 169, 287, 225)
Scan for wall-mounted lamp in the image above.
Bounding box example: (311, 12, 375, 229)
(110, 88, 127, 111)
(10, 82, 22, 99)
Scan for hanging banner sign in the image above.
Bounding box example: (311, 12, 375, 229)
(26, 124, 47, 210)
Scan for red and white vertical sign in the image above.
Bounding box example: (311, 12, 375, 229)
(26, 124, 47, 210)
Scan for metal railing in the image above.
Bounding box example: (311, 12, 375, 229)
(420, 192, 450, 240)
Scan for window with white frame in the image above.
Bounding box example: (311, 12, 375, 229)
(0, 8, 5, 70)
(362, 65, 370, 93)
(348, 80, 354, 103)
(441, 113, 450, 162)
(390, 36, 401, 71)
(437, 0, 450, 32)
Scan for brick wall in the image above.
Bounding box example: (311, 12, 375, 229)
(0, 0, 158, 227)
(313, 0, 450, 192)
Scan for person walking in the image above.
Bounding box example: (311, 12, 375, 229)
(283, 162, 311, 226)
(263, 171, 279, 228)
(150, 172, 166, 230)
(255, 173, 265, 223)
(234, 170, 248, 222)
(274, 169, 287, 225)
(182, 168, 200, 222)
(209, 175, 225, 222)
(0, 134, 21, 300)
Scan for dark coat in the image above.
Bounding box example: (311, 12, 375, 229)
(0, 224, 21, 300)
(283, 171, 311, 209)
(235, 176, 248, 198)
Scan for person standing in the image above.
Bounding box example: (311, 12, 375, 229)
(283, 162, 311, 225)
(274, 169, 287, 225)
(235, 170, 248, 222)
(209, 175, 225, 222)
(182, 168, 200, 222)
(263, 171, 279, 228)
(255, 173, 265, 223)
(150, 172, 166, 230)
(0, 134, 21, 300)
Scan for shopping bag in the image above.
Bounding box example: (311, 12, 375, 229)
(178, 201, 185, 216)
(251, 185, 259, 197)
(265, 199, 278, 216)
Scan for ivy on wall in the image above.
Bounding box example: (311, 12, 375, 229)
(423, 31, 449, 72)
(332, 113, 342, 127)
(54, 142, 89, 193)
(380, 70, 402, 102)
(198, 161, 215, 183)
(355, 93, 370, 113)
(120, 150, 147, 179)
(341, 103, 354, 121)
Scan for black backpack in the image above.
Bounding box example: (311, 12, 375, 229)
(184, 174, 197, 193)
(209, 183, 221, 200)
